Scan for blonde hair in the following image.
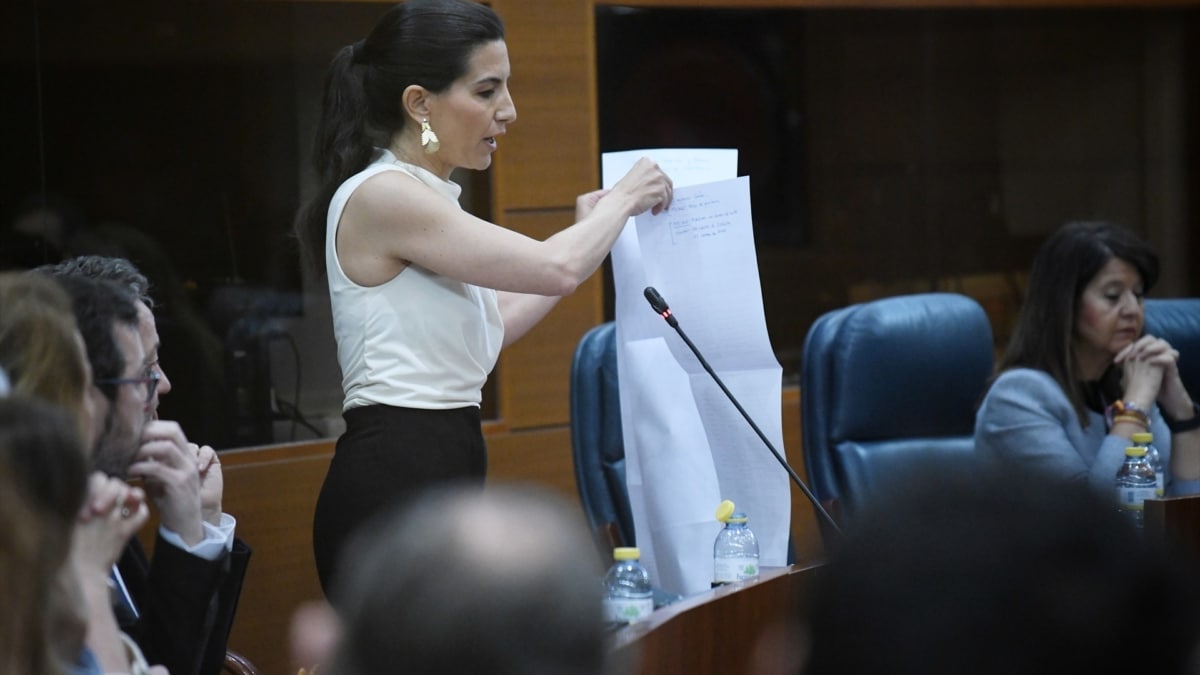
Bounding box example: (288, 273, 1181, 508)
(0, 272, 90, 436)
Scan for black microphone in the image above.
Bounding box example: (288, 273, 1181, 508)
(644, 286, 678, 327)
(642, 286, 842, 537)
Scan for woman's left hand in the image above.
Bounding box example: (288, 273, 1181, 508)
(575, 189, 610, 221)
(73, 472, 149, 573)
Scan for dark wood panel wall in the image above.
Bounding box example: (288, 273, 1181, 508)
(490, 0, 596, 430)
(487, 0, 1200, 432)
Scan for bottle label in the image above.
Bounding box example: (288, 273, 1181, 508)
(604, 596, 654, 623)
(714, 557, 759, 583)
(1116, 485, 1157, 511)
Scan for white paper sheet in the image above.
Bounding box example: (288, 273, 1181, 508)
(601, 149, 790, 596)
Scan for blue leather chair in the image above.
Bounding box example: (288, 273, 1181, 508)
(801, 293, 995, 537)
(569, 321, 635, 549)
(1144, 298, 1200, 399)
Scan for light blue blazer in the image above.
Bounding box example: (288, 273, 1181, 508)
(975, 368, 1200, 497)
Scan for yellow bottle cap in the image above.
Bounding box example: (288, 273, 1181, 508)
(715, 499, 735, 523)
(1131, 432, 1153, 444)
(613, 547, 640, 561)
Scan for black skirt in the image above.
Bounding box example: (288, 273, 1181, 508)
(311, 404, 487, 596)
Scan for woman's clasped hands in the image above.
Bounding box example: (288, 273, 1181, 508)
(73, 472, 148, 574)
(1116, 335, 1187, 414)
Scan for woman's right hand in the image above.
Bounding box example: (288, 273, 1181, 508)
(611, 157, 674, 217)
(71, 472, 149, 575)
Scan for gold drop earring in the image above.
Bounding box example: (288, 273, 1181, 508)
(420, 118, 440, 154)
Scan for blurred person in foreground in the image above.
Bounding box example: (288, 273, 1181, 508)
(799, 461, 1200, 674)
(294, 483, 629, 675)
(0, 396, 153, 675)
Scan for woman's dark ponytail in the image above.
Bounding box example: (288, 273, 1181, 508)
(294, 44, 374, 278)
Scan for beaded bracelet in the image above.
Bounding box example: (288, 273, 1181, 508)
(1112, 413, 1150, 431)
(1105, 400, 1151, 430)
(1164, 401, 1200, 434)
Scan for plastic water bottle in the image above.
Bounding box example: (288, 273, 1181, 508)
(1115, 445, 1157, 529)
(713, 500, 759, 586)
(603, 547, 653, 624)
(1132, 431, 1164, 497)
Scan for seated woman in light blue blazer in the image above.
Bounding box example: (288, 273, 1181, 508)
(976, 221, 1200, 496)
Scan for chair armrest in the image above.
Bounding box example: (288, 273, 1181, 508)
(222, 649, 261, 675)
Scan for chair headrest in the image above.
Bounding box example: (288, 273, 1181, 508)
(820, 293, 994, 441)
(1144, 298, 1200, 395)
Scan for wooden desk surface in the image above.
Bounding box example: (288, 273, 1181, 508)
(1146, 494, 1200, 563)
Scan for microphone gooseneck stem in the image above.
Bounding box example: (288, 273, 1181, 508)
(670, 324, 842, 536)
(644, 287, 842, 537)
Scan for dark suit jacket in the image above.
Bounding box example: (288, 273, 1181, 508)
(117, 532, 251, 675)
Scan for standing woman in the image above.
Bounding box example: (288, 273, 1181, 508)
(975, 221, 1200, 496)
(296, 0, 673, 592)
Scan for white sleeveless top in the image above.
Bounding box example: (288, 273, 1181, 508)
(325, 149, 503, 411)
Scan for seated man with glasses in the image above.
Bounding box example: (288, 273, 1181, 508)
(46, 271, 245, 675)
(97, 370, 161, 405)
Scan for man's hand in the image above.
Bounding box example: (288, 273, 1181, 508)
(192, 442, 224, 526)
(128, 420, 204, 546)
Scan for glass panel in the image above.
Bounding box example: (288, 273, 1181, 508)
(1, 1, 496, 447)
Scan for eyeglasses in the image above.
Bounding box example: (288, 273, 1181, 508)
(96, 371, 161, 403)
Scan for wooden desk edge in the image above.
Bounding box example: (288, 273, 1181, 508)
(607, 562, 825, 651)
